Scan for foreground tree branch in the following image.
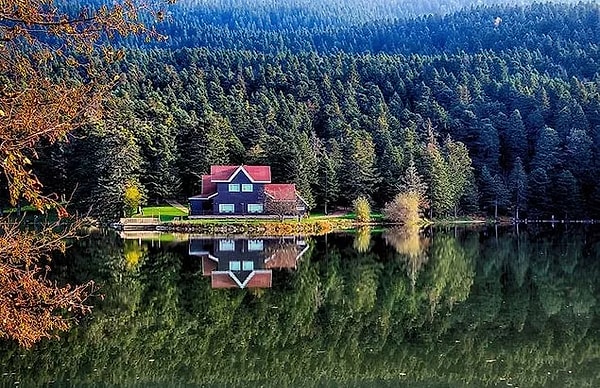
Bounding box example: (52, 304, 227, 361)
(0, 219, 98, 348)
(0, 0, 174, 347)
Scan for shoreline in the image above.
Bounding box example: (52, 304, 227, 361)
(111, 216, 600, 237)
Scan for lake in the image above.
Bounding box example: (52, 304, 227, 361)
(1, 225, 599, 387)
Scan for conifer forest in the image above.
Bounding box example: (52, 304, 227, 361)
(6, 0, 600, 220)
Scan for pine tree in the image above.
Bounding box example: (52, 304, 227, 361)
(552, 169, 582, 219)
(423, 131, 452, 217)
(504, 109, 528, 165)
(508, 157, 528, 219)
(528, 168, 550, 218)
(479, 165, 509, 217)
(445, 135, 474, 217)
(339, 128, 380, 205)
(531, 126, 561, 173)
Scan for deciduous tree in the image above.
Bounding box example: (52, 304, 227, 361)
(0, 0, 174, 348)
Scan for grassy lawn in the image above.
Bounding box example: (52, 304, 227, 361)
(135, 206, 385, 224)
(310, 212, 383, 221)
(1, 205, 63, 224)
(138, 206, 187, 222)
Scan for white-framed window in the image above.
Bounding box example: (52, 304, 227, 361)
(219, 204, 235, 213)
(247, 203, 264, 214)
(241, 184, 253, 192)
(229, 261, 241, 271)
(219, 240, 235, 252)
(248, 240, 264, 251)
(229, 184, 240, 192)
(242, 261, 254, 271)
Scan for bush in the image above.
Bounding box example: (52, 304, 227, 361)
(384, 192, 421, 225)
(353, 196, 371, 223)
(123, 182, 143, 217)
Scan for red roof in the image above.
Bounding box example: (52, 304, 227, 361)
(211, 271, 272, 289)
(200, 175, 217, 197)
(242, 165, 271, 182)
(246, 272, 272, 288)
(210, 165, 271, 182)
(211, 273, 238, 288)
(210, 165, 239, 180)
(264, 184, 297, 201)
(191, 165, 275, 200)
(202, 256, 217, 276)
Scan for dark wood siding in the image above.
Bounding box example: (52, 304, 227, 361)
(189, 198, 214, 216)
(189, 199, 203, 216)
(212, 171, 265, 215)
(213, 239, 265, 272)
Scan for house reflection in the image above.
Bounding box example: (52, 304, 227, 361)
(189, 237, 310, 289)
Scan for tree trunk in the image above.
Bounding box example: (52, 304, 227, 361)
(494, 198, 498, 219)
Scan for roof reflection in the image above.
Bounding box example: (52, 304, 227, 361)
(189, 236, 309, 289)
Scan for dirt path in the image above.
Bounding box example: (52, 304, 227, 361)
(166, 199, 189, 214)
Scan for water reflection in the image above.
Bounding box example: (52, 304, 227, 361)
(189, 236, 309, 289)
(383, 226, 430, 288)
(2, 226, 600, 387)
(353, 226, 372, 252)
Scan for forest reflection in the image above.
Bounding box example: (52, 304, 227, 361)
(1, 226, 599, 387)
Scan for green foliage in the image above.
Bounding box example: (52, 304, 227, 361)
(423, 132, 474, 217)
(18, 1, 600, 221)
(123, 182, 142, 217)
(383, 191, 421, 225)
(353, 196, 371, 223)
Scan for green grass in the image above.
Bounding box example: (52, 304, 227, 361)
(138, 206, 187, 222)
(2, 205, 38, 214)
(1, 206, 62, 224)
(317, 212, 384, 221)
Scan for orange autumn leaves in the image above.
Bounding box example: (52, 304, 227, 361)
(0, 221, 96, 348)
(0, 0, 168, 211)
(0, 1, 174, 347)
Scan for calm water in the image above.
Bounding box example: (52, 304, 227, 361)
(1, 225, 600, 387)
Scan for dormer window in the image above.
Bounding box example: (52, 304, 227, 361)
(229, 184, 240, 192)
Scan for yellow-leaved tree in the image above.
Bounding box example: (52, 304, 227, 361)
(0, 0, 174, 348)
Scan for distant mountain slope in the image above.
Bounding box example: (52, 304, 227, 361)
(28, 1, 600, 220)
(144, 2, 597, 59)
(169, 0, 582, 29)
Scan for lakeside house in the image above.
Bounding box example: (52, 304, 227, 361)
(189, 237, 310, 289)
(188, 165, 308, 217)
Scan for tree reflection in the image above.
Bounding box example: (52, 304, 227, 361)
(123, 239, 147, 272)
(353, 225, 372, 252)
(383, 226, 430, 288)
(425, 233, 475, 313)
(1, 227, 600, 387)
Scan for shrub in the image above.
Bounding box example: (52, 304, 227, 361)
(353, 196, 371, 223)
(384, 192, 421, 225)
(123, 182, 143, 217)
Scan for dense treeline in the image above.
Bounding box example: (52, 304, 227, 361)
(152, 2, 596, 61)
(12, 1, 600, 220)
(1, 227, 599, 386)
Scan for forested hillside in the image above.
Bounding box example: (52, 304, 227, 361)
(16, 1, 600, 220)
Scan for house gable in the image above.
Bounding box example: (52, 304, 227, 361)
(211, 271, 272, 289)
(213, 171, 266, 215)
(211, 165, 271, 183)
